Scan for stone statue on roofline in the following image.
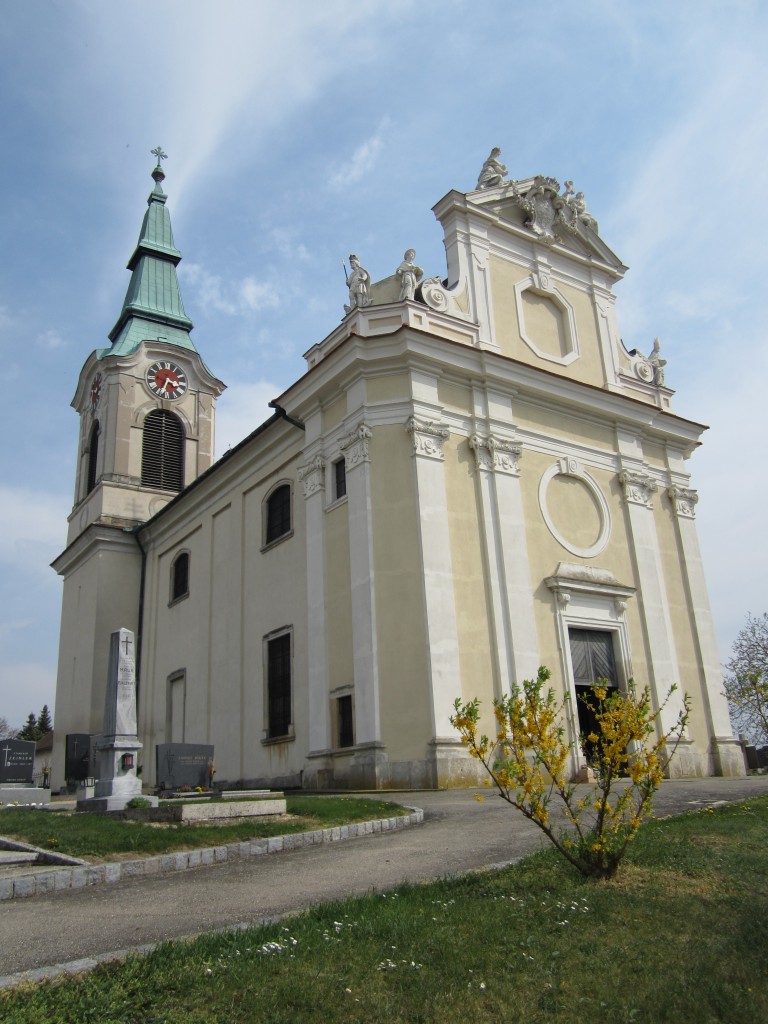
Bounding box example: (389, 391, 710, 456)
(396, 249, 423, 301)
(476, 147, 508, 189)
(647, 337, 666, 386)
(343, 254, 371, 313)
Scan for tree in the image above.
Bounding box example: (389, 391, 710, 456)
(452, 667, 689, 880)
(0, 716, 16, 739)
(37, 704, 53, 735)
(18, 713, 39, 742)
(724, 612, 768, 744)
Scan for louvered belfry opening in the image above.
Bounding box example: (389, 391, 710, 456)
(86, 421, 100, 494)
(141, 409, 184, 491)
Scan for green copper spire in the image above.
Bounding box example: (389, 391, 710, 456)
(104, 148, 196, 356)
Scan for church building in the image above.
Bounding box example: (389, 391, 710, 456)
(50, 149, 744, 791)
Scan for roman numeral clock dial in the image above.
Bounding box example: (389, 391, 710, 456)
(146, 361, 188, 400)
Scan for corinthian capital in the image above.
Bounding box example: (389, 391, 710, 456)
(668, 485, 698, 519)
(406, 416, 450, 460)
(619, 469, 658, 509)
(298, 455, 325, 499)
(340, 423, 372, 471)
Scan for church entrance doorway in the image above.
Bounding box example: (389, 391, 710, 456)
(568, 628, 619, 765)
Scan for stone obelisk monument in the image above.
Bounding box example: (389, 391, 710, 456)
(79, 628, 155, 811)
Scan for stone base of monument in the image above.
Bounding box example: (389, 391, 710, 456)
(78, 793, 160, 812)
(125, 797, 286, 823)
(0, 786, 51, 806)
(78, 736, 157, 812)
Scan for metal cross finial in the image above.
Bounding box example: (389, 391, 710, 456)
(151, 146, 168, 167)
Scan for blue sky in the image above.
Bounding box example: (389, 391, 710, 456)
(1, 1, 766, 729)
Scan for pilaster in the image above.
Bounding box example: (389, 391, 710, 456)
(405, 414, 462, 744)
(468, 433, 539, 694)
(618, 467, 688, 748)
(340, 423, 380, 747)
(298, 448, 330, 760)
(667, 484, 744, 775)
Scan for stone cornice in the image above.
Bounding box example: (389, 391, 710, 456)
(278, 328, 708, 457)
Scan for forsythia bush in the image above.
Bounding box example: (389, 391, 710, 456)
(451, 667, 690, 879)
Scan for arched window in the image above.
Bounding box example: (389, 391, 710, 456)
(141, 410, 184, 491)
(265, 483, 292, 545)
(86, 421, 100, 494)
(170, 551, 190, 602)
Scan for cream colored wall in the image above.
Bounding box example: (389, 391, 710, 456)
(139, 432, 309, 787)
(51, 546, 142, 790)
(325, 501, 354, 700)
(489, 256, 607, 387)
(369, 425, 432, 762)
(518, 447, 649, 693)
(323, 394, 347, 432)
(438, 380, 473, 416)
(366, 373, 410, 403)
(653, 490, 710, 745)
(514, 399, 616, 454)
(443, 437, 495, 705)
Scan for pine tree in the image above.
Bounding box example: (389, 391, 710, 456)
(18, 712, 39, 741)
(37, 704, 53, 734)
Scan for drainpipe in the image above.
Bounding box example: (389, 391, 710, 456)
(268, 401, 305, 432)
(126, 526, 147, 706)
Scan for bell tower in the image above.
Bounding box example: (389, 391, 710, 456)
(69, 148, 224, 541)
(51, 150, 225, 791)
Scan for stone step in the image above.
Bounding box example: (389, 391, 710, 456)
(0, 852, 38, 865)
(220, 789, 283, 800)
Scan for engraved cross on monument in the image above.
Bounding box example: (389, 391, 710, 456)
(79, 627, 156, 811)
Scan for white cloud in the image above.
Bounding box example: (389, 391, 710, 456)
(181, 263, 281, 317)
(327, 121, 391, 192)
(214, 379, 281, 458)
(240, 278, 280, 312)
(605, 45, 768, 342)
(36, 328, 66, 351)
(0, 487, 68, 576)
(79, 3, 404, 210)
(270, 228, 311, 263)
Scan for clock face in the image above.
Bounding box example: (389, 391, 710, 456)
(147, 361, 188, 400)
(90, 373, 102, 411)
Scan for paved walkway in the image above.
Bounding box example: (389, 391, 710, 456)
(1, 776, 766, 987)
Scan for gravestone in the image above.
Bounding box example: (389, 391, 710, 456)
(156, 743, 214, 790)
(79, 627, 157, 811)
(65, 733, 93, 782)
(0, 739, 35, 784)
(0, 737, 50, 804)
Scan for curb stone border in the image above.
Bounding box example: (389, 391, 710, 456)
(0, 808, 423, 903)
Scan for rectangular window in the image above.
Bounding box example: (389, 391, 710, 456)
(569, 629, 617, 687)
(568, 628, 619, 764)
(337, 694, 354, 748)
(267, 633, 292, 738)
(334, 458, 347, 501)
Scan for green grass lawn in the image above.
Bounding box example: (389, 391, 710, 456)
(1, 796, 767, 1022)
(0, 796, 408, 859)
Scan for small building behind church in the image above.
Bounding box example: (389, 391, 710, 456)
(50, 150, 743, 792)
